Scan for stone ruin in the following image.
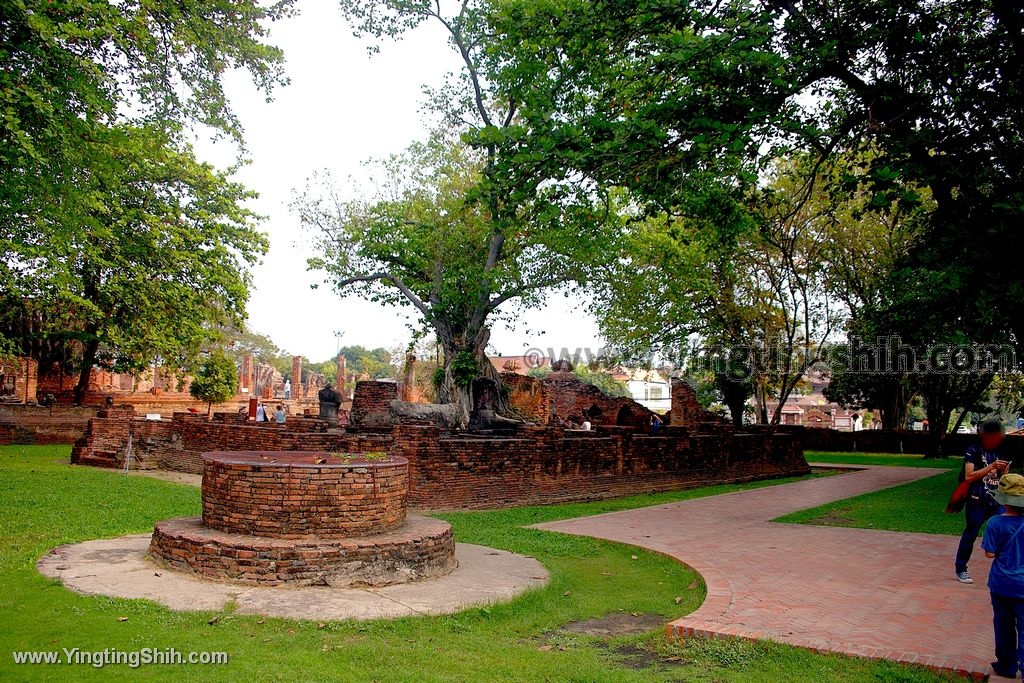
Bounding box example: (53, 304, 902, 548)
(149, 450, 457, 586)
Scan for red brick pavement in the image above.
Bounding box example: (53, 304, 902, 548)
(535, 466, 996, 679)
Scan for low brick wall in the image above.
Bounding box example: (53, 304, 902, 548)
(72, 413, 809, 510)
(393, 423, 809, 510)
(0, 404, 130, 445)
(71, 412, 391, 473)
(149, 514, 456, 587)
(201, 452, 408, 539)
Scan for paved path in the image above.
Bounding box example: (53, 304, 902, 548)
(536, 466, 994, 678)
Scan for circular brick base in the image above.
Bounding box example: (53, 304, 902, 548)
(201, 451, 408, 538)
(149, 514, 457, 588)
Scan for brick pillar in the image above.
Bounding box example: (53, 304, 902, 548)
(337, 355, 347, 397)
(291, 356, 303, 399)
(670, 379, 704, 427)
(240, 354, 253, 393)
(23, 357, 38, 404)
(402, 352, 416, 402)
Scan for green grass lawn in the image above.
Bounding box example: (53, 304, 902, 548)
(0, 445, 956, 682)
(779, 451, 965, 535)
(805, 451, 961, 470)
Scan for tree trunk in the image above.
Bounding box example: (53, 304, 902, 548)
(923, 404, 953, 459)
(878, 380, 911, 431)
(719, 380, 749, 428)
(432, 322, 508, 422)
(74, 336, 100, 406)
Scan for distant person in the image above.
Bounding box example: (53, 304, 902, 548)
(581, 414, 592, 431)
(650, 413, 663, 435)
(982, 474, 1024, 679)
(255, 401, 267, 423)
(956, 419, 1009, 584)
(274, 404, 286, 424)
(284, 379, 291, 400)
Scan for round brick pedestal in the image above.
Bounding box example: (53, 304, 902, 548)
(149, 451, 457, 587)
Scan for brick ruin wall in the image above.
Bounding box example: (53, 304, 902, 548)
(393, 424, 808, 509)
(349, 381, 399, 428)
(669, 379, 722, 426)
(0, 404, 134, 446)
(504, 371, 654, 427)
(501, 373, 550, 422)
(71, 412, 391, 473)
(71, 411, 809, 509)
(0, 356, 38, 404)
(543, 371, 653, 427)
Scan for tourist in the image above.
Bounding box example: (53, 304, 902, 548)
(650, 413, 663, 435)
(255, 401, 267, 422)
(581, 414, 592, 431)
(956, 419, 1010, 584)
(274, 404, 286, 424)
(982, 474, 1024, 679)
(284, 379, 291, 400)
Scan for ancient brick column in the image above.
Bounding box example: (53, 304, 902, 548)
(291, 356, 303, 399)
(240, 354, 253, 394)
(670, 379, 704, 427)
(402, 352, 416, 402)
(337, 355, 347, 398)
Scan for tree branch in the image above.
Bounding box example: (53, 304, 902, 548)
(336, 272, 431, 318)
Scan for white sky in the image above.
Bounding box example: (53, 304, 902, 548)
(194, 3, 603, 363)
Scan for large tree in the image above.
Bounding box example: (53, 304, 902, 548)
(486, 0, 1023, 353)
(1, 1, 291, 400)
(5, 125, 267, 403)
(297, 133, 602, 415)
(303, 0, 613, 416)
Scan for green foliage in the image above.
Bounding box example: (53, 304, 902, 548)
(300, 1, 617, 408)
(451, 350, 480, 388)
(337, 346, 396, 381)
(221, 327, 289, 369)
(992, 373, 1024, 418)
(486, 0, 1024, 424)
(527, 366, 552, 380)
(188, 350, 238, 411)
(573, 365, 630, 399)
(1, 2, 290, 397)
(3, 124, 267, 400)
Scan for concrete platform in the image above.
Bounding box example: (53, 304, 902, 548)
(38, 536, 548, 621)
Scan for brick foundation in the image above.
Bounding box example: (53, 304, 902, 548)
(200, 452, 408, 539)
(149, 450, 456, 587)
(71, 412, 391, 472)
(149, 514, 456, 587)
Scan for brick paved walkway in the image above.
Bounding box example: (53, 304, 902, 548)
(536, 466, 994, 678)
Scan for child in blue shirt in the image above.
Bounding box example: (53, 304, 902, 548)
(982, 473, 1024, 678)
